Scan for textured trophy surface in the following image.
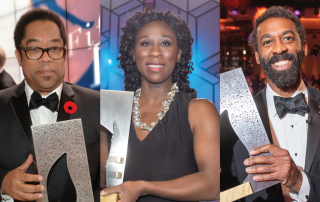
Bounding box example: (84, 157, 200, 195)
(31, 119, 94, 202)
(101, 90, 134, 187)
(220, 68, 280, 193)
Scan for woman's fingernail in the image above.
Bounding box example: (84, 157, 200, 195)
(38, 194, 43, 199)
(244, 160, 249, 165)
(246, 167, 252, 172)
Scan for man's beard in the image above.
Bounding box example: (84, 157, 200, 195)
(259, 50, 304, 90)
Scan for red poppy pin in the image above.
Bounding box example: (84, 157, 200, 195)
(64, 101, 77, 114)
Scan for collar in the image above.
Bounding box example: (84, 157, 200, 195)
(0, 67, 4, 74)
(266, 79, 308, 118)
(25, 80, 63, 106)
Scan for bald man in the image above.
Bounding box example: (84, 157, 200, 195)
(0, 46, 16, 90)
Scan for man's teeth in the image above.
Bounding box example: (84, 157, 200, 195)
(148, 65, 163, 68)
(274, 60, 289, 66)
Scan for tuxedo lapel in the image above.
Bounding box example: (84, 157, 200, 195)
(304, 86, 320, 172)
(57, 82, 75, 122)
(10, 82, 35, 154)
(254, 88, 273, 144)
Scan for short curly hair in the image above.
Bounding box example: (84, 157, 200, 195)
(249, 6, 306, 52)
(118, 10, 197, 97)
(14, 8, 67, 57)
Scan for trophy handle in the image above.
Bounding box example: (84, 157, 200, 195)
(100, 193, 119, 202)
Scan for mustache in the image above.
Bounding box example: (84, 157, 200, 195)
(266, 53, 295, 66)
(37, 65, 56, 71)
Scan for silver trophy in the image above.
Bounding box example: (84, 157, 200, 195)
(220, 68, 280, 201)
(31, 119, 94, 202)
(100, 90, 134, 202)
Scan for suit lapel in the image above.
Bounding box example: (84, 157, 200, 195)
(254, 88, 273, 144)
(57, 82, 75, 122)
(10, 82, 35, 154)
(304, 86, 320, 172)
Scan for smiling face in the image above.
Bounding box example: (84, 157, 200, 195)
(132, 20, 181, 86)
(15, 20, 65, 95)
(254, 17, 307, 89)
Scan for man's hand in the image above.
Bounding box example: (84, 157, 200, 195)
(100, 181, 146, 202)
(244, 144, 303, 192)
(1, 154, 44, 201)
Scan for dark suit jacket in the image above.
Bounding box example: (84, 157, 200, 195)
(221, 85, 320, 202)
(0, 69, 16, 90)
(0, 81, 100, 202)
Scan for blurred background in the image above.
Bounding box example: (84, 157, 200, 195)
(0, 0, 100, 91)
(100, 0, 220, 112)
(220, 0, 320, 95)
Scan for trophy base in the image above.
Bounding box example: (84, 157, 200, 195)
(220, 182, 253, 202)
(100, 193, 119, 202)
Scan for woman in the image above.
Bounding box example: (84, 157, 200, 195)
(101, 10, 219, 202)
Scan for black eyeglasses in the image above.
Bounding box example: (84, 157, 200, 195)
(19, 45, 66, 60)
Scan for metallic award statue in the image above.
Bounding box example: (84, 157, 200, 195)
(220, 68, 280, 201)
(100, 90, 134, 202)
(31, 119, 94, 202)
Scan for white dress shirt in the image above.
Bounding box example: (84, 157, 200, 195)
(266, 80, 310, 202)
(25, 81, 62, 125)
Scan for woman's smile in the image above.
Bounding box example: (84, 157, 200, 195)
(146, 62, 165, 72)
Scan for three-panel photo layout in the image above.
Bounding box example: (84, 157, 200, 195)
(0, 0, 319, 202)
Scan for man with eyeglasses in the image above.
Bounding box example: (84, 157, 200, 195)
(0, 9, 99, 202)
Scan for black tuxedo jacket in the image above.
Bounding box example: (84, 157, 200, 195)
(0, 81, 100, 202)
(0, 69, 16, 90)
(221, 85, 320, 202)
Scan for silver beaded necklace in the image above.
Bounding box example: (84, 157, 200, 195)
(132, 83, 179, 131)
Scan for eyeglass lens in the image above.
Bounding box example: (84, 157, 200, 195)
(26, 47, 64, 59)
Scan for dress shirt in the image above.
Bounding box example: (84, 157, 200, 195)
(25, 81, 62, 125)
(266, 80, 310, 202)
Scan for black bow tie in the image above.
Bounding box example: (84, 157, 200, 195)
(29, 91, 59, 112)
(274, 93, 309, 118)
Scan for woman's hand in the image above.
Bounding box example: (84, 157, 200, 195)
(100, 181, 146, 202)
